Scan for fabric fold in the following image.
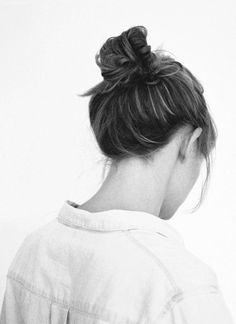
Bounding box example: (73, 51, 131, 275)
(50, 303, 69, 324)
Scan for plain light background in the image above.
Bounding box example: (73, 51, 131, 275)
(0, 0, 235, 319)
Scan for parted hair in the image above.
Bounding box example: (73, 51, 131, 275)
(78, 25, 217, 211)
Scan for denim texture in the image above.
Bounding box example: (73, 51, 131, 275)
(0, 200, 234, 323)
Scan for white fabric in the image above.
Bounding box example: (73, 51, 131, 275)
(0, 199, 234, 323)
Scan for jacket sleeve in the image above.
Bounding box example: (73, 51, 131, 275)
(159, 288, 235, 324)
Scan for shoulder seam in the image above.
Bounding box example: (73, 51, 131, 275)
(124, 230, 181, 293)
(155, 284, 220, 321)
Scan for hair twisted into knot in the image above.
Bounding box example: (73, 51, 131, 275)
(96, 26, 160, 90)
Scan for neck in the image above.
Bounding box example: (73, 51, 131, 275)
(80, 149, 178, 219)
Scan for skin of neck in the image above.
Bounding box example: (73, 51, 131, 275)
(80, 126, 203, 220)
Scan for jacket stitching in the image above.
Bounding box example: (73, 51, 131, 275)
(125, 231, 220, 321)
(57, 216, 130, 231)
(124, 230, 181, 294)
(124, 230, 185, 321)
(155, 284, 220, 320)
(6, 272, 136, 324)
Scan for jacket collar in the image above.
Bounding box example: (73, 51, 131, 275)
(57, 200, 185, 246)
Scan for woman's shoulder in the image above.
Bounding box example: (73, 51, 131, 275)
(7, 219, 58, 276)
(126, 229, 219, 293)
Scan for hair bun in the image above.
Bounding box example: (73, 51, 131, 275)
(95, 25, 159, 88)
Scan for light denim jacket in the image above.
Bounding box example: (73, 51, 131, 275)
(0, 200, 235, 324)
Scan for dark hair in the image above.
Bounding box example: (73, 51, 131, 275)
(78, 25, 217, 212)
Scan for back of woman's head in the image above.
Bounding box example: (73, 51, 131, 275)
(79, 25, 217, 211)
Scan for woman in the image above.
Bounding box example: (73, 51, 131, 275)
(1, 26, 234, 323)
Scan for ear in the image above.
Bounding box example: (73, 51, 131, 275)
(180, 127, 202, 160)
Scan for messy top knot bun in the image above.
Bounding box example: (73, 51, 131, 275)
(79, 25, 217, 211)
(96, 26, 160, 90)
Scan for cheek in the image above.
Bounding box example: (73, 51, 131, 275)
(166, 168, 191, 203)
(187, 159, 202, 195)
(175, 161, 201, 201)
(193, 158, 203, 181)
(163, 158, 203, 210)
